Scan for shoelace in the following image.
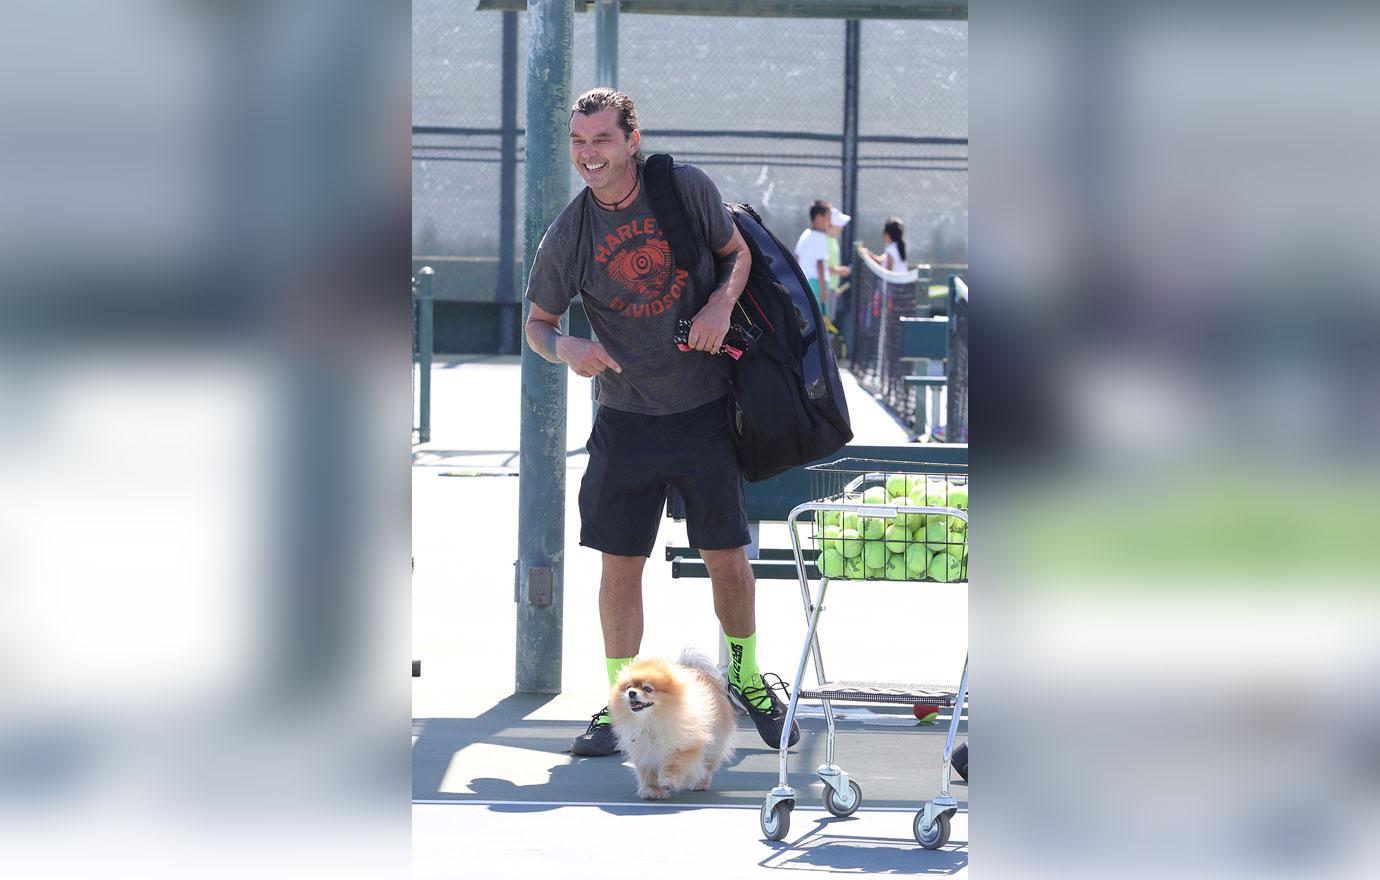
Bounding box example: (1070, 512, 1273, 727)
(737, 673, 791, 712)
(584, 707, 611, 733)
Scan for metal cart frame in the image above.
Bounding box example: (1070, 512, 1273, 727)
(757, 466, 968, 849)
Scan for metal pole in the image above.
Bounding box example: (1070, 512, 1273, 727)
(516, 0, 572, 695)
(840, 19, 861, 355)
(595, 0, 619, 89)
(840, 19, 860, 255)
(418, 267, 434, 444)
(497, 11, 519, 354)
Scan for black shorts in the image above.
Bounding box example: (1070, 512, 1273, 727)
(579, 396, 750, 557)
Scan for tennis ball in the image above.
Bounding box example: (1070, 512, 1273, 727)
(819, 510, 843, 529)
(884, 523, 910, 553)
(820, 524, 843, 554)
(860, 516, 887, 540)
(864, 565, 885, 581)
(863, 486, 888, 505)
(885, 553, 908, 580)
(928, 551, 963, 583)
(885, 473, 913, 498)
(913, 704, 940, 723)
(924, 518, 951, 545)
(840, 527, 863, 558)
(842, 555, 866, 580)
(948, 515, 968, 535)
(820, 549, 845, 578)
(862, 540, 886, 570)
(842, 511, 860, 532)
(905, 543, 931, 575)
(947, 485, 968, 510)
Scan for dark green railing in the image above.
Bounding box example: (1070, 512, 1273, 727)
(412, 267, 434, 443)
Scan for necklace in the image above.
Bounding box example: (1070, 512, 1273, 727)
(590, 165, 640, 211)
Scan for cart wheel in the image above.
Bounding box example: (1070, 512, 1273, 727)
(760, 800, 792, 841)
(914, 810, 951, 849)
(823, 779, 862, 817)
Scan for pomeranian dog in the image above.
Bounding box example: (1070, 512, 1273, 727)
(608, 648, 736, 800)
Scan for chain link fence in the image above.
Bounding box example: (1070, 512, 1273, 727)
(413, 3, 967, 329)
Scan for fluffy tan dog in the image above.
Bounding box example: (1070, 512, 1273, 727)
(607, 648, 736, 800)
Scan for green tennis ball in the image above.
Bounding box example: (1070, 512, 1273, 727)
(862, 540, 886, 569)
(948, 515, 968, 535)
(943, 541, 968, 561)
(820, 524, 843, 554)
(819, 510, 843, 529)
(860, 516, 887, 540)
(924, 518, 951, 545)
(947, 485, 968, 510)
(928, 551, 963, 583)
(820, 549, 845, 578)
(842, 511, 860, 532)
(905, 543, 931, 575)
(884, 523, 910, 554)
(885, 553, 908, 580)
(885, 474, 911, 498)
(864, 564, 885, 580)
(840, 527, 863, 558)
(863, 486, 888, 505)
(842, 555, 866, 580)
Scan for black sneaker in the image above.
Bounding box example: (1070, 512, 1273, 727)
(728, 673, 801, 749)
(570, 708, 618, 757)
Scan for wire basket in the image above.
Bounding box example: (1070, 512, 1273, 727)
(801, 457, 968, 583)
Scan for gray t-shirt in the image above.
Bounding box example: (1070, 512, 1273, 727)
(524, 162, 735, 415)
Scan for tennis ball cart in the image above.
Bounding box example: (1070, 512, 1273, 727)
(758, 458, 968, 850)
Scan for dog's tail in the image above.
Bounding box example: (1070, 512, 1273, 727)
(677, 646, 726, 687)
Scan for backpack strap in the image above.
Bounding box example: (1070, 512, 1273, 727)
(643, 153, 708, 301)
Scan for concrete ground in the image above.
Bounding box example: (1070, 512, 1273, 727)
(413, 356, 968, 877)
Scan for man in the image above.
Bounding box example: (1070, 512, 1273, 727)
(524, 88, 800, 757)
(794, 202, 832, 317)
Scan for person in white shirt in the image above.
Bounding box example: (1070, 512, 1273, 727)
(793, 202, 832, 314)
(859, 216, 908, 275)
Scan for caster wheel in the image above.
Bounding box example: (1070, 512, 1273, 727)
(914, 810, 951, 849)
(760, 800, 792, 841)
(823, 779, 862, 817)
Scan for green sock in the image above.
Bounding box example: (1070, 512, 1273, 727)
(724, 632, 770, 710)
(598, 657, 633, 724)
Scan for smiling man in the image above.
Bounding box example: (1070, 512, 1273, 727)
(523, 88, 801, 758)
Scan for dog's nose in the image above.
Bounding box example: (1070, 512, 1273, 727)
(626, 689, 638, 699)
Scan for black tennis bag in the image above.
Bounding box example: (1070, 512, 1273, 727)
(644, 154, 852, 482)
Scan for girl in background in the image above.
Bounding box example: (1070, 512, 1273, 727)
(859, 216, 908, 274)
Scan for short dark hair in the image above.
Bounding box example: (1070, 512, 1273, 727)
(571, 87, 644, 163)
(809, 203, 829, 222)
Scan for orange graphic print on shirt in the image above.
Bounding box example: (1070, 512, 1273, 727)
(593, 215, 690, 318)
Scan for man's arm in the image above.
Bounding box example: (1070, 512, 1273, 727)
(525, 301, 622, 377)
(687, 225, 751, 353)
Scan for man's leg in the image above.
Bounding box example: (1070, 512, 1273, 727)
(571, 553, 645, 757)
(599, 552, 647, 658)
(701, 546, 754, 640)
(701, 546, 800, 749)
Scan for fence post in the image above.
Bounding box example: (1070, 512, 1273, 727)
(595, 0, 619, 88)
(496, 11, 520, 354)
(516, 0, 572, 695)
(417, 267, 434, 444)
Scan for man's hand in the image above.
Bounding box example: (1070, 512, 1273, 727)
(555, 336, 622, 378)
(687, 295, 734, 354)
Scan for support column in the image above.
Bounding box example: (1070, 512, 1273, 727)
(516, 0, 573, 695)
(840, 18, 861, 354)
(496, 11, 519, 354)
(595, 0, 619, 89)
